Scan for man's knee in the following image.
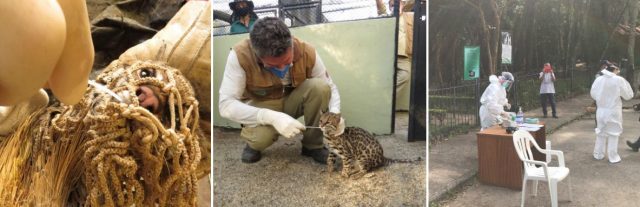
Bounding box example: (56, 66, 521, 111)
(241, 126, 279, 151)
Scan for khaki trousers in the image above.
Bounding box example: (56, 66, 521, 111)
(396, 56, 412, 94)
(241, 78, 331, 151)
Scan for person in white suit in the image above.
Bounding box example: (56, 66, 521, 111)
(591, 64, 634, 163)
(479, 72, 514, 130)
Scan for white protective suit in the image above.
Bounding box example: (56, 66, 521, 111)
(590, 69, 634, 163)
(479, 75, 509, 130)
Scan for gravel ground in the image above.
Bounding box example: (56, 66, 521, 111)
(213, 113, 426, 207)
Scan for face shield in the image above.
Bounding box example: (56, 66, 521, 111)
(499, 72, 514, 91)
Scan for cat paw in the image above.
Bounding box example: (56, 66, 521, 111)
(350, 172, 365, 180)
(327, 167, 334, 174)
(340, 171, 351, 178)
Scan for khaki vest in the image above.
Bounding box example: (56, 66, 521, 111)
(234, 37, 317, 101)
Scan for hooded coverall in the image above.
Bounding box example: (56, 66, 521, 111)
(479, 75, 509, 130)
(591, 69, 634, 163)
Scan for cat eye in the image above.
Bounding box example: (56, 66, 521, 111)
(140, 68, 156, 78)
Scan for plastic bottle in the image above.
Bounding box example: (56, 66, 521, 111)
(516, 107, 524, 124)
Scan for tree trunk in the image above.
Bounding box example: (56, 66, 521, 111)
(513, 0, 536, 74)
(576, 0, 591, 65)
(565, 0, 577, 74)
(486, 0, 501, 73)
(464, 0, 499, 76)
(629, 0, 638, 91)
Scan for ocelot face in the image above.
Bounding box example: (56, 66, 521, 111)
(133, 67, 176, 127)
(95, 60, 196, 129)
(319, 112, 341, 136)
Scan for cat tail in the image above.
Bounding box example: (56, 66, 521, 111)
(384, 157, 423, 165)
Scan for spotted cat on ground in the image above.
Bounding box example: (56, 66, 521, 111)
(319, 112, 422, 179)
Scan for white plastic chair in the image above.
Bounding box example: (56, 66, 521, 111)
(512, 130, 572, 207)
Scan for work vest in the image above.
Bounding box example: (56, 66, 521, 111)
(233, 37, 317, 101)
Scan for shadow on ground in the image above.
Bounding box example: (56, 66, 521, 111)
(213, 112, 426, 206)
(439, 99, 640, 206)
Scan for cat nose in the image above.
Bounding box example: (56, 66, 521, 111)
(136, 86, 159, 113)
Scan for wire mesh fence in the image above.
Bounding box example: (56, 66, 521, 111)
(213, 0, 395, 36)
(429, 82, 480, 141)
(428, 65, 597, 141)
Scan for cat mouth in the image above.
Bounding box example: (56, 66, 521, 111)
(136, 86, 161, 114)
(320, 126, 337, 133)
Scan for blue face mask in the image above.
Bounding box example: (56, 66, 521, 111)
(268, 64, 291, 79)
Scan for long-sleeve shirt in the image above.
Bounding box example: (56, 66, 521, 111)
(218, 50, 341, 125)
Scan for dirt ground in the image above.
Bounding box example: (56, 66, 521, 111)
(213, 112, 426, 206)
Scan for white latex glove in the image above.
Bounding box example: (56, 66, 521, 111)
(257, 109, 305, 138)
(505, 103, 511, 110)
(500, 111, 510, 118)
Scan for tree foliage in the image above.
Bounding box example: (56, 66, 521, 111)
(429, 0, 640, 88)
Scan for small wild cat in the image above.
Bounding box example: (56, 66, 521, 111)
(319, 112, 421, 179)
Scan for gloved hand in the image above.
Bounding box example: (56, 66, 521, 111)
(257, 109, 305, 138)
(500, 111, 511, 119)
(505, 103, 511, 110)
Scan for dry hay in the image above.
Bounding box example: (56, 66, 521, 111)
(0, 60, 208, 206)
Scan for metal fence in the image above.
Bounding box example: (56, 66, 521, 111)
(213, 0, 394, 36)
(428, 65, 597, 140)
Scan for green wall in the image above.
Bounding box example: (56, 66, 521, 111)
(213, 18, 396, 134)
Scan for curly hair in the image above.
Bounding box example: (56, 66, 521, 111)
(250, 17, 292, 58)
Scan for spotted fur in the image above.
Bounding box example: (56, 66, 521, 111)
(319, 112, 421, 179)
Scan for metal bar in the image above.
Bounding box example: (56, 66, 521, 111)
(408, 0, 426, 141)
(391, 0, 400, 135)
(281, 1, 322, 8)
(475, 78, 480, 126)
(317, 0, 323, 23)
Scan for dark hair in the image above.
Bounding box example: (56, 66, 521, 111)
(249, 17, 292, 58)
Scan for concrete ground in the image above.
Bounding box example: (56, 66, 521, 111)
(430, 94, 640, 206)
(213, 112, 426, 206)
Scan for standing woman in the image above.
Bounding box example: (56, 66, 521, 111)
(539, 63, 558, 118)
